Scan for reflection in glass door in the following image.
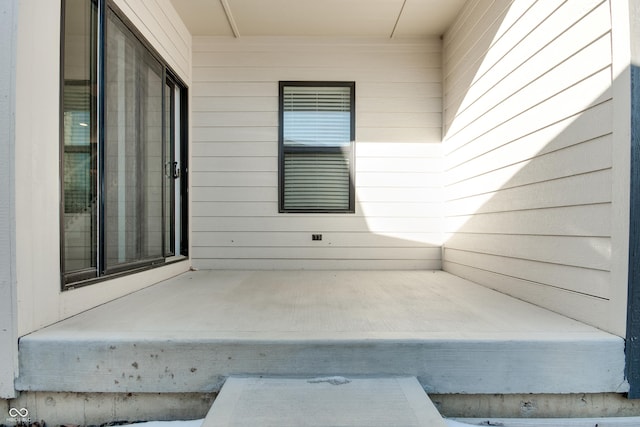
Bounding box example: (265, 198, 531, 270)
(61, 0, 98, 281)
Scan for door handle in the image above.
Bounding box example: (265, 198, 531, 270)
(172, 162, 180, 179)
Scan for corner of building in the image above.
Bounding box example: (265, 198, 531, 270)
(0, 0, 19, 401)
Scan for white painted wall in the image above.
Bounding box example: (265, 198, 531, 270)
(442, 0, 628, 335)
(0, 0, 18, 400)
(191, 37, 444, 270)
(14, 0, 192, 337)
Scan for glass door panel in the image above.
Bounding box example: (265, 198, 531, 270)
(62, 0, 98, 280)
(104, 9, 164, 270)
(164, 79, 175, 257)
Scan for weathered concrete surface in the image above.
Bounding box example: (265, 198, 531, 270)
(8, 392, 215, 426)
(203, 376, 447, 427)
(16, 271, 628, 395)
(432, 393, 640, 418)
(7, 391, 640, 426)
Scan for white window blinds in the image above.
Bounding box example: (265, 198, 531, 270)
(283, 86, 351, 147)
(280, 83, 354, 212)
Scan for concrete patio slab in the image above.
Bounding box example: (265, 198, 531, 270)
(16, 270, 628, 394)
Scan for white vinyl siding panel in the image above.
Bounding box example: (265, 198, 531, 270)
(192, 38, 443, 270)
(442, 0, 617, 332)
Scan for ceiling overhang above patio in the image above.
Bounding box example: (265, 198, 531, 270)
(169, 0, 467, 38)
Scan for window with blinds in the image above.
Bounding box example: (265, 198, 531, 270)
(279, 82, 355, 213)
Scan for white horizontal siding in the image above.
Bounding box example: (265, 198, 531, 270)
(192, 216, 443, 234)
(445, 234, 611, 271)
(194, 259, 436, 270)
(444, 0, 608, 133)
(447, 204, 611, 237)
(192, 232, 443, 248)
(445, 248, 610, 298)
(445, 262, 612, 329)
(191, 202, 443, 219)
(446, 136, 613, 203)
(192, 67, 441, 85)
(446, 169, 612, 216)
(442, 0, 617, 331)
(445, 101, 613, 187)
(192, 37, 443, 269)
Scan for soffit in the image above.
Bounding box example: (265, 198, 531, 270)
(170, 0, 467, 38)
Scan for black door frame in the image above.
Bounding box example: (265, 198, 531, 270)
(626, 1, 640, 399)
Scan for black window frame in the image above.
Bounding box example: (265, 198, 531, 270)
(278, 81, 356, 214)
(59, 0, 189, 289)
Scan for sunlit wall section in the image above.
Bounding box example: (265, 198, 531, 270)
(191, 38, 444, 269)
(442, 0, 619, 333)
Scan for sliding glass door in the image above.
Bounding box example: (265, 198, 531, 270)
(60, 0, 188, 287)
(105, 11, 165, 271)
